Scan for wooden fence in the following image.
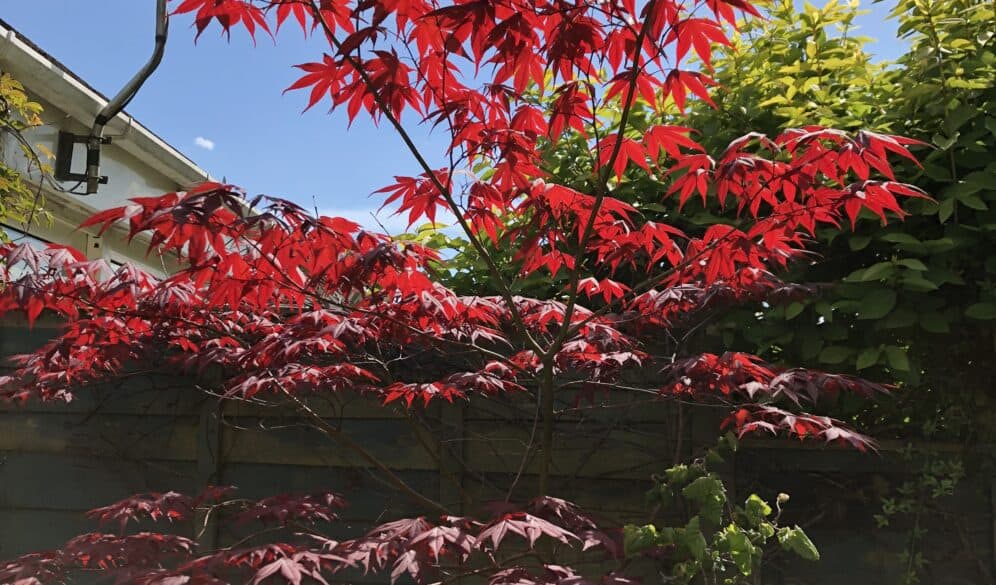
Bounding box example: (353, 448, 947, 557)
(1, 317, 993, 584)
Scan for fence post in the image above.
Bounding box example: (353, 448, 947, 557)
(991, 476, 996, 572)
(439, 404, 466, 513)
(196, 399, 221, 548)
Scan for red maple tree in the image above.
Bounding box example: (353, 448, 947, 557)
(0, 0, 926, 583)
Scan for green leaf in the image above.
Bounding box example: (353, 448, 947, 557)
(679, 517, 708, 561)
(724, 527, 755, 575)
(944, 104, 979, 134)
(682, 475, 726, 526)
(881, 308, 917, 329)
(848, 235, 872, 250)
(880, 233, 922, 245)
(723, 431, 739, 453)
(903, 274, 940, 292)
(919, 312, 950, 333)
(897, 258, 928, 271)
(858, 289, 897, 320)
(779, 526, 820, 561)
(705, 448, 725, 466)
(744, 494, 772, 526)
(785, 302, 805, 320)
(938, 198, 956, 223)
(760, 521, 776, 539)
(922, 162, 951, 182)
(856, 347, 881, 370)
(854, 261, 894, 282)
(932, 132, 958, 150)
(623, 524, 660, 557)
(965, 303, 996, 320)
(819, 346, 851, 364)
(800, 334, 823, 360)
(884, 346, 910, 371)
(681, 476, 723, 501)
(664, 463, 700, 486)
(924, 237, 957, 253)
(959, 194, 988, 211)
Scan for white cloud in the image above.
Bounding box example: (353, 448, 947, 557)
(194, 136, 216, 151)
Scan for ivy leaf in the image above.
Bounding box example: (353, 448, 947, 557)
(681, 476, 726, 526)
(744, 495, 771, 526)
(678, 517, 707, 561)
(779, 526, 820, 561)
(723, 526, 755, 575)
(622, 524, 659, 557)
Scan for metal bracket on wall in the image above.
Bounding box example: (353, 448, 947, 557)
(54, 131, 109, 185)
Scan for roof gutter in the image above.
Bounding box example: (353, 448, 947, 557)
(0, 18, 210, 190)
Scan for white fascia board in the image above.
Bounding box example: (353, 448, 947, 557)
(0, 22, 211, 189)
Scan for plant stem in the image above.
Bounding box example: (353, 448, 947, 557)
(283, 389, 451, 516)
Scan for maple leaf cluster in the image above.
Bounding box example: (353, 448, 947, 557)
(0, 0, 931, 582)
(0, 1, 925, 413)
(0, 491, 630, 585)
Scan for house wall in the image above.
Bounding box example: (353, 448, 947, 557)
(1, 96, 182, 273)
(0, 19, 209, 272)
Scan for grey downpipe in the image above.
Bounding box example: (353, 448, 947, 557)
(85, 0, 169, 194)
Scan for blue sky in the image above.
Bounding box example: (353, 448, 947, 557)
(1, 1, 906, 232)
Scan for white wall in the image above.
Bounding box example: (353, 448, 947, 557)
(2, 94, 184, 274)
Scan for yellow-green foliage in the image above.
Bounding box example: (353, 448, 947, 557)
(688, 0, 996, 435)
(0, 71, 50, 239)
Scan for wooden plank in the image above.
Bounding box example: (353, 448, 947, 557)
(0, 452, 198, 512)
(219, 394, 409, 421)
(0, 388, 205, 417)
(219, 463, 438, 522)
(0, 509, 89, 559)
(992, 476, 996, 574)
(776, 528, 904, 584)
(464, 474, 653, 522)
(219, 417, 437, 470)
(0, 317, 64, 355)
(0, 413, 199, 461)
(736, 446, 907, 474)
(437, 403, 466, 513)
(461, 421, 672, 480)
(465, 393, 679, 424)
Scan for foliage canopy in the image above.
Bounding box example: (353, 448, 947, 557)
(0, 0, 937, 583)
